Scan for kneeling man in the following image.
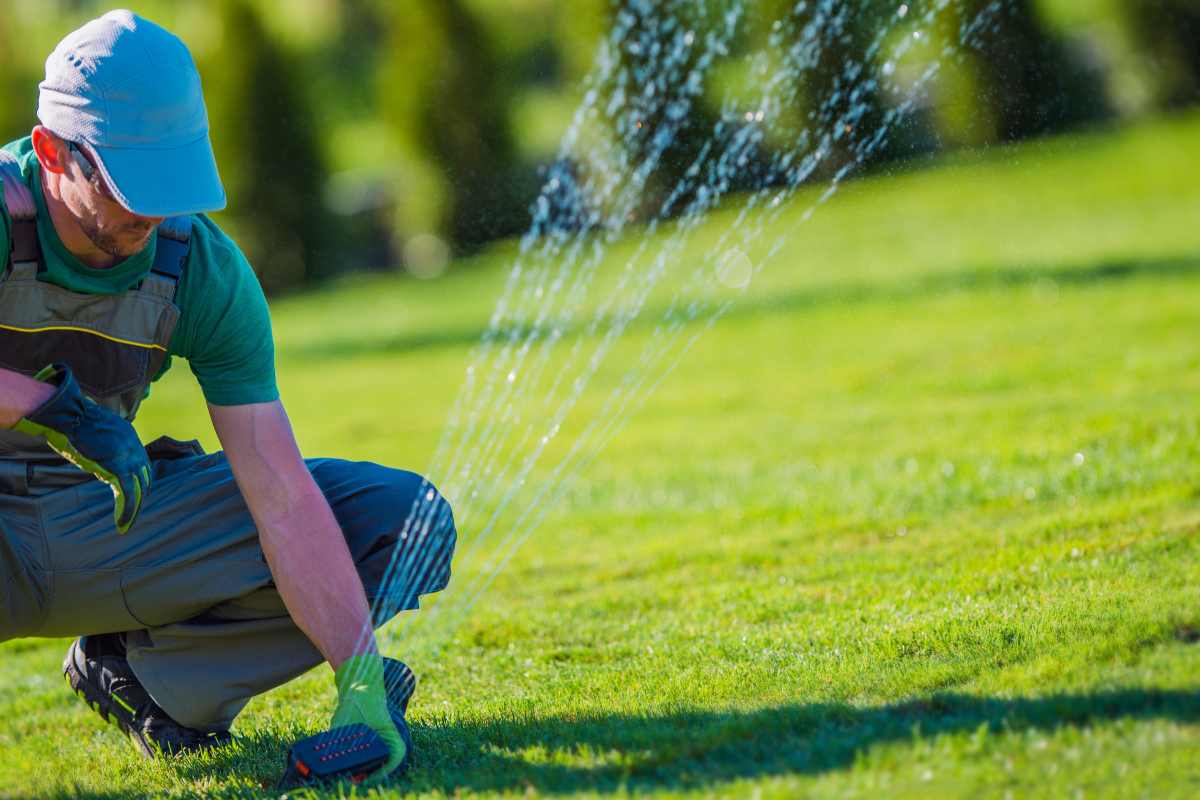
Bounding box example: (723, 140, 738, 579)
(0, 10, 456, 782)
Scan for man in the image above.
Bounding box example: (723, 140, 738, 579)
(0, 9, 456, 784)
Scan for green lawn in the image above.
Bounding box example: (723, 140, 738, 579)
(2, 112, 1200, 798)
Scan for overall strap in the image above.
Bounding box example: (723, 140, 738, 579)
(0, 150, 42, 280)
(140, 215, 192, 300)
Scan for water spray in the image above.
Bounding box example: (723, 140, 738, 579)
(339, 0, 1011, 697)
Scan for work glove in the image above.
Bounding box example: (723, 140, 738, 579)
(330, 654, 407, 785)
(11, 363, 151, 534)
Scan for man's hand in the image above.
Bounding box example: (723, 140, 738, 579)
(329, 654, 407, 784)
(11, 363, 150, 533)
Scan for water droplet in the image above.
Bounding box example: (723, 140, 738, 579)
(912, 30, 923, 40)
(1073, 452, 1085, 466)
(899, 3, 909, 18)
(507, 370, 517, 383)
(716, 248, 753, 289)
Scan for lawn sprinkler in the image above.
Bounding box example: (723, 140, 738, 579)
(278, 724, 390, 789)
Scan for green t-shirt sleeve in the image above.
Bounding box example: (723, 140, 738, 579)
(170, 216, 280, 406)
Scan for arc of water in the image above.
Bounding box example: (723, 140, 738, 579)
(350, 0, 1011, 680)
(364, 0, 739, 618)
(401, 0, 1009, 657)
(356, 0, 744, 668)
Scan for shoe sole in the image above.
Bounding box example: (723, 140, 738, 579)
(63, 639, 231, 759)
(63, 639, 157, 758)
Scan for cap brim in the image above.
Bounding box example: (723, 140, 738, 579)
(89, 135, 226, 217)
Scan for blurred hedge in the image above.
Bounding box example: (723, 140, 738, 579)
(0, 0, 1193, 292)
(200, 0, 333, 293)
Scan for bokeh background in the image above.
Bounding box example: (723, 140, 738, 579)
(1, 0, 1195, 293)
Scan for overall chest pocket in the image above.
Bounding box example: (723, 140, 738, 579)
(0, 279, 174, 401)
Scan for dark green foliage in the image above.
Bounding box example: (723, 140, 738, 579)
(601, 0, 939, 220)
(0, 0, 1183, 288)
(0, 16, 37, 145)
(960, 0, 1113, 141)
(598, 2, 731, 219)
(378, 0, 536, 253)
(1125, 0, 1200, 109)
(201, 0, 334, 292)
(775, 0, 938, 177)
(309, 0, 388, 129)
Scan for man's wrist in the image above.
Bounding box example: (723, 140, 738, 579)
(0, 369, 57, 428)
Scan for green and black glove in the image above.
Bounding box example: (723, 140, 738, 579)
(330, 654, 407, 785)
(11, 363, 151, 534)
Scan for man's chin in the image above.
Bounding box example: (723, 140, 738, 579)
(92, 232, 155, 259)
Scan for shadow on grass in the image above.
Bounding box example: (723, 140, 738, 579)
(31, 686, 1198, 798)
(26, 730, 298, 800)
(282, 253, 1200, 362)
(402, 687, 1199, 796)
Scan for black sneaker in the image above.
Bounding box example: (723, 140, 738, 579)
(63, 634, 232, 758)
(382, 657, 416, 775)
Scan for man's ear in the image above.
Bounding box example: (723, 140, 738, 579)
(31, 125, 69, 174)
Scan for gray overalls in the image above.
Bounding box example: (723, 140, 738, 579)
(0, 152, 456, 731)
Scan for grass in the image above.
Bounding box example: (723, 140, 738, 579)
(3, 111, 1200, 798)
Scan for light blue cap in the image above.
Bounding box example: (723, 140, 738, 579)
(37, 9, 226, 217)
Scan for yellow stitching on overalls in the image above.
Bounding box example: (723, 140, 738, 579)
(0, 322, 166, 351)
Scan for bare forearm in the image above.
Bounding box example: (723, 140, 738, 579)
(254, 480, 377, 668)
(0, 367, 54, 428)
(211, 401, 378, 670)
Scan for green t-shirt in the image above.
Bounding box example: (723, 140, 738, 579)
(0, 137, 278, 406)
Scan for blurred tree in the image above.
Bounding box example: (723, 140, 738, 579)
(378, 0, 535, 252)
(312, 0, 387, 126)
(0, 15, 37, 144)
(586, 1, 786, 222)
(960, 0, 1112, 141)
(200, 0, 333, 292)
(1125, 0, 1200, 109)
(551, 0, 610, 86)
(776, 0, 937, 179)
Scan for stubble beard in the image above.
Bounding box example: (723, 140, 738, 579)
(78, 214, 156, 259)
